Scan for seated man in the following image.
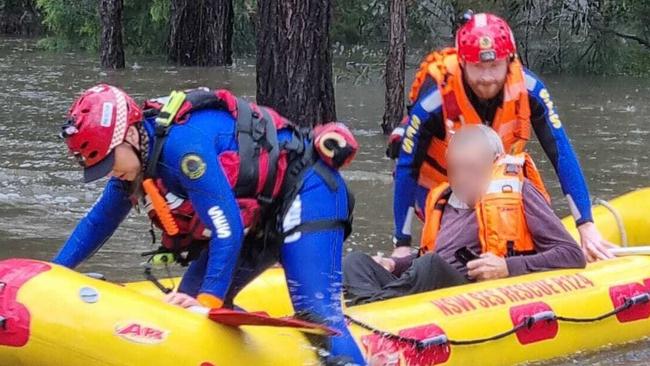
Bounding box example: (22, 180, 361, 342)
(344, 125, 586, 305)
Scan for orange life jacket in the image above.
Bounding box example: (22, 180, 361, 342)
(420, 153, 550, 257)
(408, 48, 532, 189)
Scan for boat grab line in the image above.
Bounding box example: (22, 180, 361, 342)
(345, 292, 650, 348)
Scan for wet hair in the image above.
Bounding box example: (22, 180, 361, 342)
(448, 125, 505, 158)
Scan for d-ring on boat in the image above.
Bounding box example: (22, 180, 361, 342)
(0, 188, 649, 365)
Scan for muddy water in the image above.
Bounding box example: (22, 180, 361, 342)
(0, 38, 649, 364)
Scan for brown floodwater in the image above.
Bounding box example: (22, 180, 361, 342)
(0, 37, 648, 365)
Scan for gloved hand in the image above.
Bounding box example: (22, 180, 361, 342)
(386, 125, 405, 159)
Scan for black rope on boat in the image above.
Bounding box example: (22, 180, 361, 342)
(556, 292, 650, 323)
(344, 315, 449, 350)
(345, 292, 650, 349)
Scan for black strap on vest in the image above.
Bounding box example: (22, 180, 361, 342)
(233, 99, 260, 197)
(277, 154, 355, 242)
(145, 122, 170, 179)
(259, 107, 279, 204)
(232, 99, 280, 204)
(283, 220, 348, 239)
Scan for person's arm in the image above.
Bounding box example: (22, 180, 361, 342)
(393, 80, 444, 248)
(52, 178, 132, 268)
(505, 180, 587, 276)
(525, 69, 615, 261)
(526, 69, 591, 225)
(169, 145, 244, 307)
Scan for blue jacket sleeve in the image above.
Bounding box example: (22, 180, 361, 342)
(524, 69, 593, 225)
(52, 178, 132, 268)
(165, 139, 244, 300)
(393, 83, 444, 243)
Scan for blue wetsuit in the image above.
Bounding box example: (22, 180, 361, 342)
(53, 109, 365, 364)
(393, 68, 592, 246)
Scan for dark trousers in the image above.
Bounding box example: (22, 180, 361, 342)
(343, 252, 468, 306)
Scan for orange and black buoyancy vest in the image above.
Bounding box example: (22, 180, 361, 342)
(408, 48, 532, 189)
(420, 153, 550, 257)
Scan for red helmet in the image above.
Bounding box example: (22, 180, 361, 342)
(313, 122, 359, 168)
(455, 13, 516, 63)
(61, 84, 143, 182)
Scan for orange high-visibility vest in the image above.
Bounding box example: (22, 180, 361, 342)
(409, 48, 532, 188)
(420, 153, 549, 257)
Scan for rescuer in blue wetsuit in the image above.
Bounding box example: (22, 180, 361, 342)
(387, 12, 614, 263)
(54, 85, 365, 365)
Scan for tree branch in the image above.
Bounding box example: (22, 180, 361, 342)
(593, 25, 650, 48)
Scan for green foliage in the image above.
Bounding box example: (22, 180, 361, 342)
(232, 0, 255, 55)
(331, 0, 387, 46)
(122, 0, 168, 55)
(35, 0, 99, 50)
(27, 0, 650, 74)
(35, 0, 168, 54)
(34, 0, 257, 56)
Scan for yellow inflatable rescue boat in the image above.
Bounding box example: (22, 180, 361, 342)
(0, 188, 649, 365)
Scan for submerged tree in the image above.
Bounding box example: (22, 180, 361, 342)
(99, 0, 125, 69)
(256, 0, 336, 126)
(382, 0, 406, 134)
(168, 0, 233, 66)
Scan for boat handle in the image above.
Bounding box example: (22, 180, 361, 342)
(627, 293, 650, 306)
(417, 334, 449, 349)
(524, 310, 557, 328)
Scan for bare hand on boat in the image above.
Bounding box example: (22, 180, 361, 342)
(164, 291, 200, 308)
(466, 253, 509, 281)
(372, 255, 396, 272)
(578, 222, 616, 262)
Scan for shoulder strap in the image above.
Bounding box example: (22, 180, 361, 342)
(233, 99, 259, 197)
(521, 153, 550, 203)
(145, 90, 187, 178)
(258, 107, 280, 204)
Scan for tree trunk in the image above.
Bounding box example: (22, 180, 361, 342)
(168, 0, 233, 66)
(256, 0, 336, 127)
(381, 0, 406, 134)
(99, 0, 125, 69)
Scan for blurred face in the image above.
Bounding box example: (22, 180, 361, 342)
(447, 143, 495, 206)
(110, 143, 141, 181)
(463, 59, 508, 100)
